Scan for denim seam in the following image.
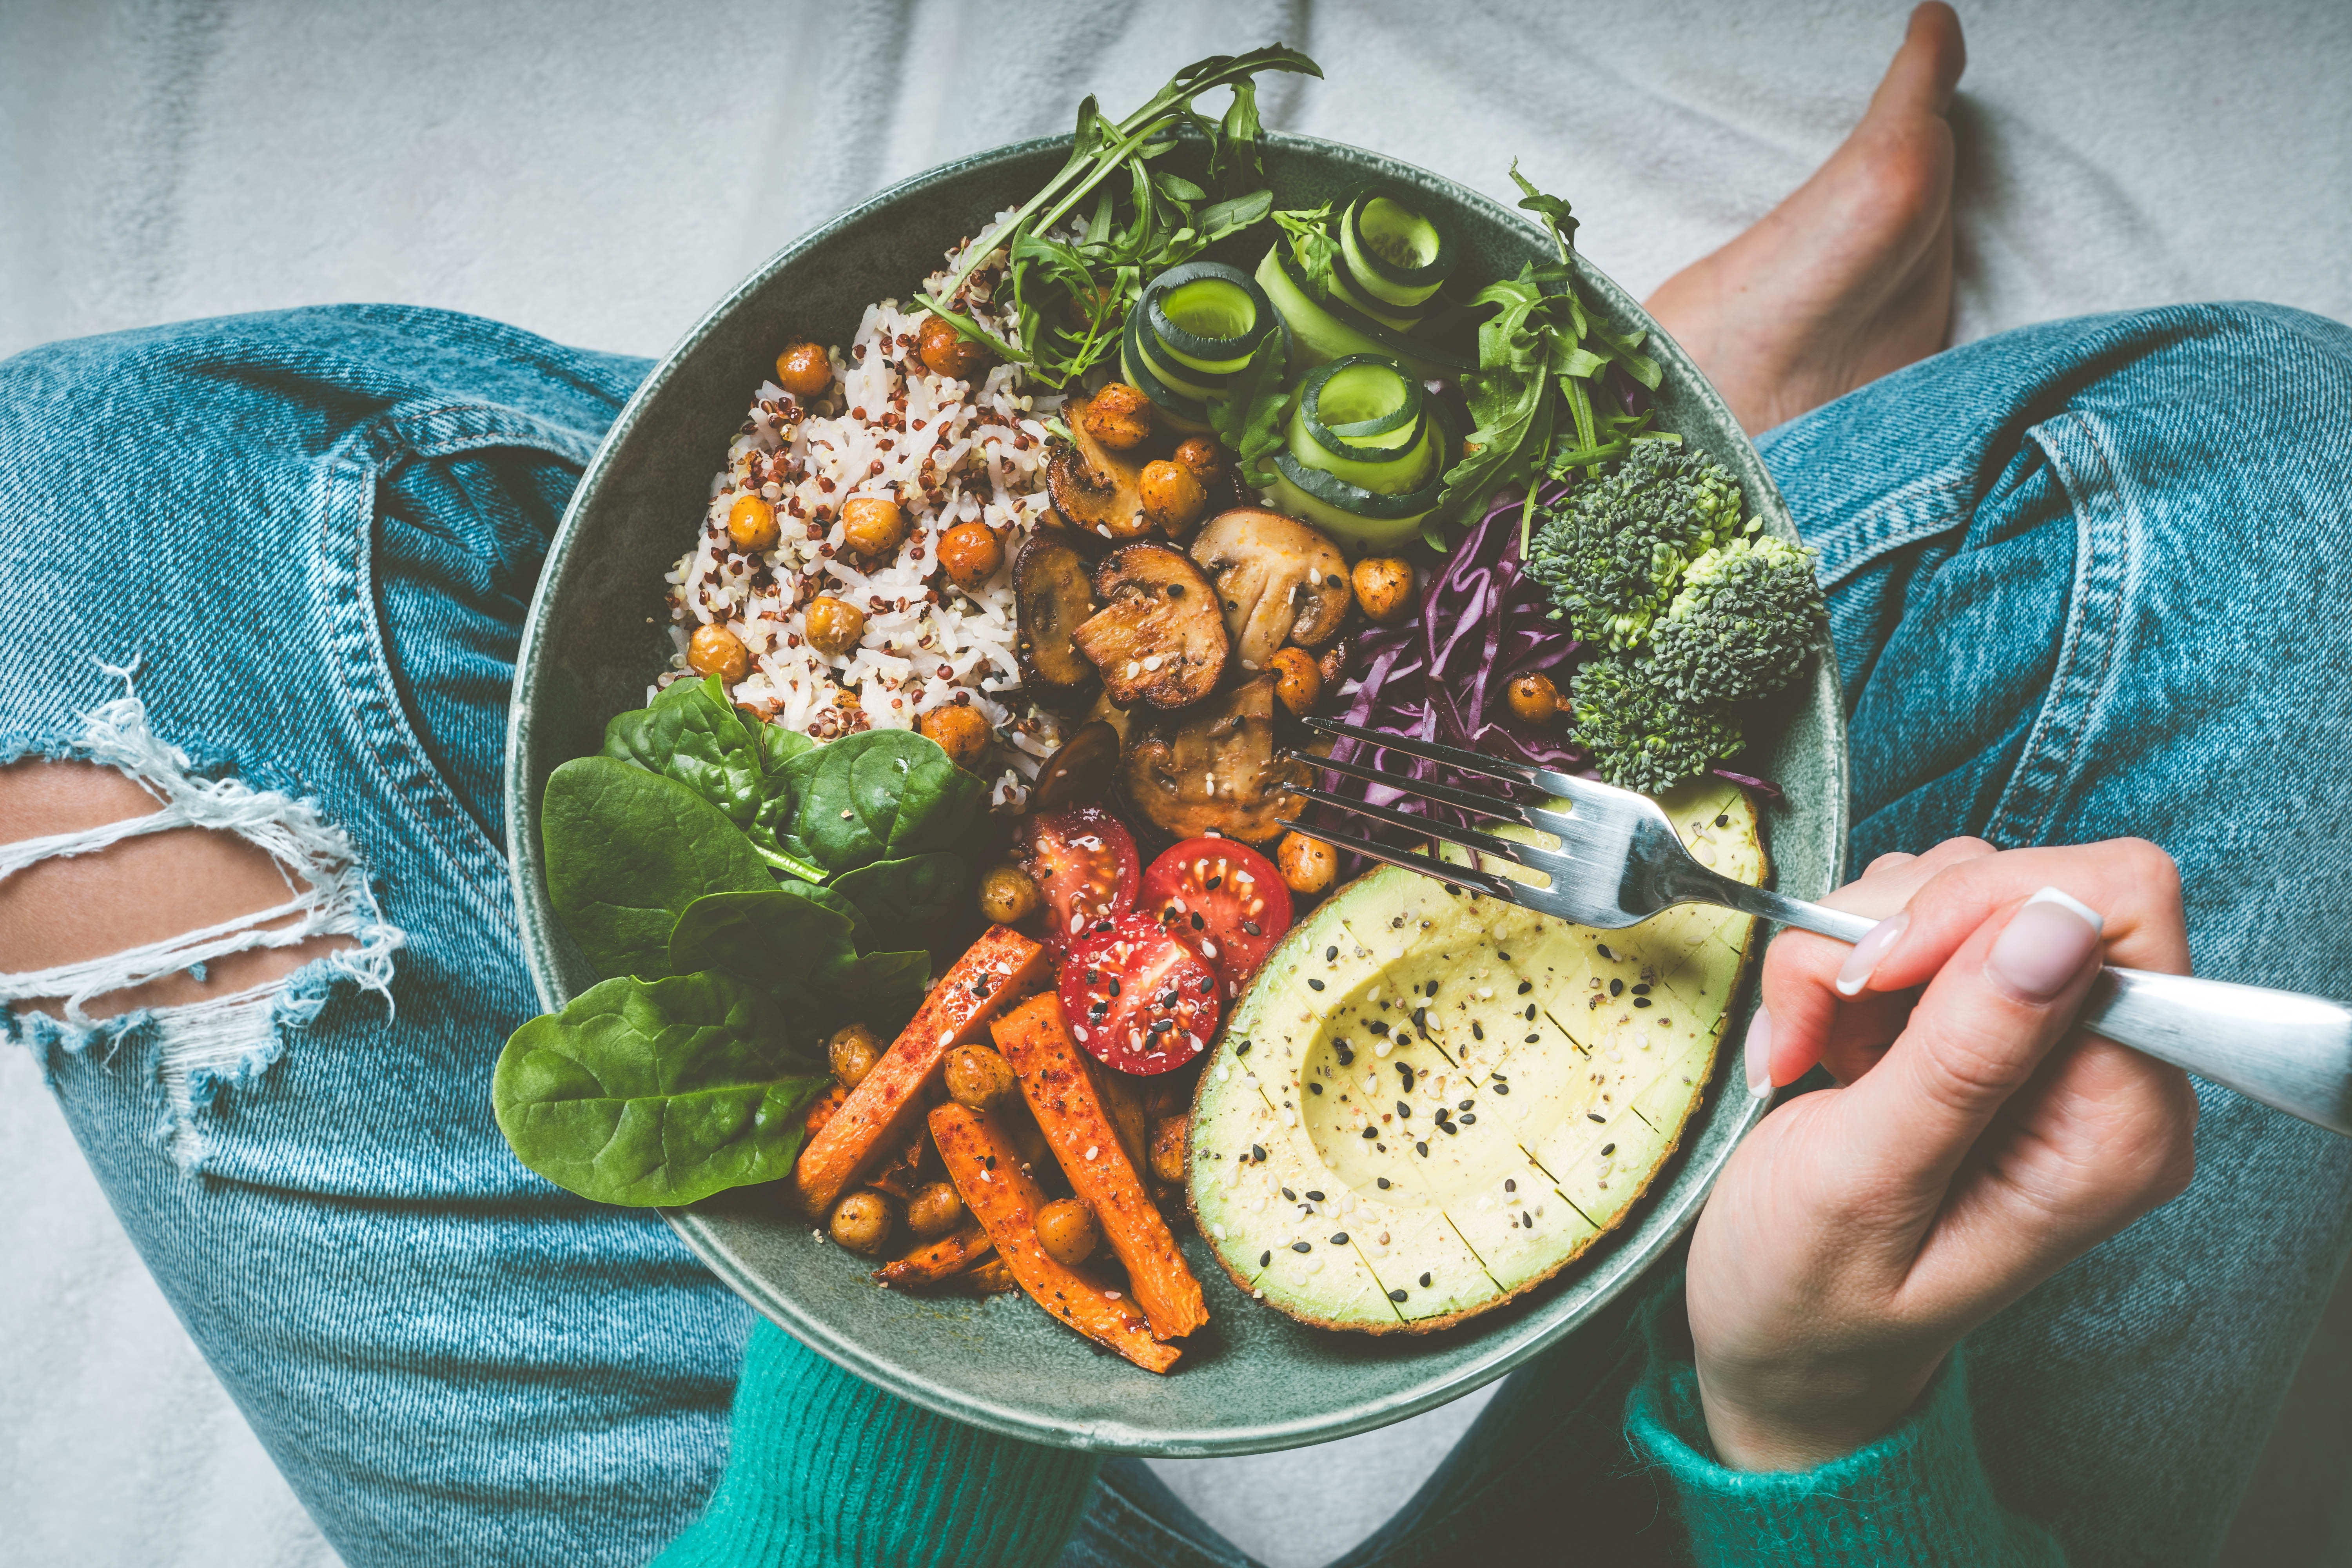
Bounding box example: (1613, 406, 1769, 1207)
(311, 401, 585, 891)
(1984, 410, 2137, 847)
(1809, 472, 1973, 593)
(1078, 1469, 1249, 1568)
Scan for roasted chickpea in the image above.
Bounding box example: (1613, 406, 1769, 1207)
(1080, 383, 1153, 452)
(828, 1189, 895, 1255)
(1266, 646, 1323, 716)
(827, 1022, 883, 1089)
(775, 340, 832, 399)
(917, 314, 995, 380)
(687, 623, 750, 683)
(937, 519, 1005, 591)
(1276, 831, 1338, 896)
(1173, 436, 1223, 485)
(918, 703, 991, 770)
(804, 595, 866, 658)
(1035, 1196, 1100, 1268)
(1506, 671, 1564, 726)
(977, 863, 1042, 924)
(1139, 459, 1208, 533)
(1352, 557, 1415, 626)
(944, 1044, 1019, 1111)
(1148, 1114, 1189, 1185)
(727, 494, 780, 552)
(904, 1180, 966, 1243)
(840, 495, 909, 559)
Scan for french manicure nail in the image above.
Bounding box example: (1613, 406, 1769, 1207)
(1986, 887, 2106, 1001)
(1745, 1007, 1775, 1098)
(1835, 912, 1910, 996)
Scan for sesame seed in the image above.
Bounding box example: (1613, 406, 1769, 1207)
(1308, 978, 1325, 991)
(1419, 1272, 1432, 1287)
(1376, 1176, 1392, 1189)
(1260, 1250, 1272, 1267)
(1292, 1241, 1312, 1253)
(1389, 1288, 1408, 1302)
(1330, 1232, 1349, 1245)
(1416, 1141, 1429, 1156)
(1587, 1112, 1605, 1123)
(1493, 1083, 1510, 1095)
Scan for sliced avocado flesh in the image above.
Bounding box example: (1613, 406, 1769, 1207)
(1191, 779, 1767, 1332)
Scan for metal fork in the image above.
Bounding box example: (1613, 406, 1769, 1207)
(1286, 716, 2352, 1138)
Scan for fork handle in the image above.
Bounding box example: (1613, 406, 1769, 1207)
(1730, 887, 2352, 1137)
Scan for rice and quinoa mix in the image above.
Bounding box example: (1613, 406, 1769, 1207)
(663, 221, 1067, 810)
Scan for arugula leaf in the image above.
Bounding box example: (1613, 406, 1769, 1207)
(918, 47, 1321, 388)
(831, 852, 981, 969)
(1206, 330, 1293, 491)
(491, 971, 828, 1207)
(542, 757, 772, 980)
(1272, 201, 1340, 296)
(1508, 158, 1580, 261)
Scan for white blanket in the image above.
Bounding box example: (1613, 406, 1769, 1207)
(4, 2, 2347, 1564)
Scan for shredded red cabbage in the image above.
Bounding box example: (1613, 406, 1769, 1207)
(1320, 484, 1586, 837)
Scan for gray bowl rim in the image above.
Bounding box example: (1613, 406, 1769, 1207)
(505, 128, 1851, 1454)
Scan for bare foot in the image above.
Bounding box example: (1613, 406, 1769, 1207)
(1645, 3, 1966, 433)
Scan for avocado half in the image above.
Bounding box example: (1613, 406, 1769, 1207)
(1186, 778, 1764, 1333)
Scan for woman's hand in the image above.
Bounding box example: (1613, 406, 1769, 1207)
(1685, 838, 2201, 1471)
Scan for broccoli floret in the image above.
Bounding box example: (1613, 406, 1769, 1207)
(1568, 651, 1745, 795)
(1526, 441, 1747, 650)
(1648, 534, 1828, 708)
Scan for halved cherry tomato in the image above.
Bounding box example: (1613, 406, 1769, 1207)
(1012, 803, 1140, 952)
(1140, 837, 1294, 997)
(1059, 911, 1221, 1075)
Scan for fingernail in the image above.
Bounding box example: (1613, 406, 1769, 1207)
(1834, 912, 1910, 996)
(1987, 887, 2106, 1001)
(1745, 1007, 1775, 1098)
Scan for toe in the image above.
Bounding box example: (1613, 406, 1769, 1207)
(1873, 3, 1968, 120)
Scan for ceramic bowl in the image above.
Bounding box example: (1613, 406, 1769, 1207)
(505, 131, 1848, 1455)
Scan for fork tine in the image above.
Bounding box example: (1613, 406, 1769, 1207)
(1294, 750, 1537, 825)
(1299, 717, 1542, 791)
(1289, 783, 1555, 878)
(1277, 817, 1525, 904)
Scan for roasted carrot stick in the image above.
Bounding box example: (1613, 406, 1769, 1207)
(991, 991, 1208, 1341)
(929, 1102, 1181, 1375)
(959, 1256, 1017, 1295)
(794, 926, 1050, 1214)
(1094, 1061, 1150, 1176)
(804, 1082, 848, 1137)
(873, 1223, 993, 1289)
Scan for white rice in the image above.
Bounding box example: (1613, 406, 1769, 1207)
(663, 216, 1068, 810)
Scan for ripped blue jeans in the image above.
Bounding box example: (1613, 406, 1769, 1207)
(5, 302, 2351, 1568)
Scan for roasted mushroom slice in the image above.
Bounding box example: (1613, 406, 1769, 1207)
(1188, 507, 1350, 671)
(1045, 390, 1154, 540)
(1118, 676, 1304, 845)
(1029, 719, 1122, 811)
(1071, 544, 1228, 710)
(1013, 530, 1100, 704)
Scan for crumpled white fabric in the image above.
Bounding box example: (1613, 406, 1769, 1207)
(2, 4, 2347, 1566)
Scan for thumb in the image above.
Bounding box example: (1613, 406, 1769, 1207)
(1830, 887, 2108, 1205)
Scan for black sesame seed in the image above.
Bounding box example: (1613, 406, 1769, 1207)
(1107, 978, 1121, 997)
(1330, 1232, 1348, 1245)
(1398, 1064, 1415, 1089)
(1390, 1288, 1409, 1302)
(1521, 1211, 1534, 1228)
(1251, 1143, 1266, 1162)
(1461, 1112, 1476, 1123)
(1292, 1241, 1312, 1253)
(1458, 1100, 1474, 1111)
(1601, 1143, 1615, 1155)
(1309, 1082, 1323, 1094)
(1609, 978, 1624, 996)
(1412, 1007, 1428, 1031)
(1416, 1141, 1429, 1156)
(1206, 875, 1222, 889)
(1242, 920, 1261, 936)
(1325, 946, 1338, 961)
(1368, 1020, 1390, 1036)
(1236, 1040, 1253, 1056)
(1191, 912, 1206, 931)
(1261, 1250, 1272, 1267)
(1595, 943, 1613, 960)
(1471, 1021, 1484, 1040)
(1524, 1003, 1538, 1020)
(1524, 1034, 1540, 1044)
(1504, 1179, 1516, 1192)
(1306, 1191, 1325, 1202)
(1336, 1044, 1355, 1065)
(1426, 980, 1440, 997)
(1715, 813, 1730, 828)
(1587, 1112, 1605, 1123)
(1634, 996, 1652, 1008)
(1282, 1187, 1296, 1200)
(1419, 1272, 1433, 1287)
(1397, 1101, 1412, 1118)
(1517, 980, 1532, 995)
(1439, 1121, 1458, 1136)
(1497, 952, 1512, 962)
(1361, 1127, 1378, 1140)
(1376, 1176, 1392, 1189)
(1631, 983, 1651, 996)
(1493, 1082, 1510, 1095)
(1308, 978, 1325, 991)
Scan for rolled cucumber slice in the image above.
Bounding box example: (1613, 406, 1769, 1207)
(1298, 356, 1426, 466)
(1145, 261, 1274, 377)
(1343, 191, 1452, 305)
(1118, 306, 1213, 432)
(1255, 242, 1470, 381)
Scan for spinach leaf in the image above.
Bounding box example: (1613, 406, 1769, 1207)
(785, 729, 986, 872)
(757, 720, 813, 776)
(670, 888, 932, 1034)
(543, 757, 772, 980)
(833, 852, 981, 969)
(492, 971, 827, 1207)
(603, 675, 764, 823)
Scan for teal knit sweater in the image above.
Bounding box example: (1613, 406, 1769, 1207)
(657, 1284, 2064, 1567)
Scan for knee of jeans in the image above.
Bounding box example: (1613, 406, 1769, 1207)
(1, 679, 402, 1166)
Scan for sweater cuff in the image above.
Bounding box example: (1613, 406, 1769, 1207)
(656, 1318, 1103, 1568)
(1624, 1283, 2064, 1568)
